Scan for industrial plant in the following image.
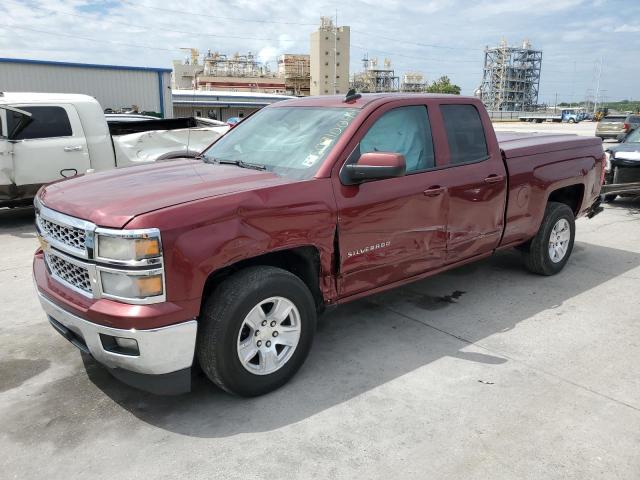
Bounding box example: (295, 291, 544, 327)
(477, 39, 543, 111)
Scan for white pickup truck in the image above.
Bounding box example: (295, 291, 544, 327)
(0, 92, 228, 208)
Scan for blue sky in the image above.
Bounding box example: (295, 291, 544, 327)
(1, 0, 638, 103)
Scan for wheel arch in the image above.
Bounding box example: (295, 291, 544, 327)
(547, 183, 585, 216)
(201, 246, 325, 315)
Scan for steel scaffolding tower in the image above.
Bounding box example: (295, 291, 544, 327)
(351, 55, 399, 93)
(479, 39, 542, 111)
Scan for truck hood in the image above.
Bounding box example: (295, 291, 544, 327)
(39, 159, 292, 228)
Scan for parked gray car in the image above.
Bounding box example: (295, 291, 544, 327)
(596, 114, 640, 141)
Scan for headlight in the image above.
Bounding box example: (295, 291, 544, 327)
(96, 229, 161, 262)
(100, 271, 164, 299)
(94, 228, 165, 303)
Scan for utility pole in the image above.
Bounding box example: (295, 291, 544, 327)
(593, 56, 603, 115)
(570, 61, 576, 108)
(333, 8, 338, 95)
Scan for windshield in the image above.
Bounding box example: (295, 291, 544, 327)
(624, 128, 640, 143)
(203, 106, 359, 180)
(601, 116, 625, 123)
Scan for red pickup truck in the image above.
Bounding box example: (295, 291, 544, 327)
(33, 93, 604, 396)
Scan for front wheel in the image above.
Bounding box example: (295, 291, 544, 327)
(197, 266, 317, 396)
(522, 202, 576, 275)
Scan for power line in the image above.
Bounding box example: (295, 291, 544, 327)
(0, 24, 178, 52)
(2, 0, 277, 42)
(118, 0, 317, 26)
(351, 28, 484, 52)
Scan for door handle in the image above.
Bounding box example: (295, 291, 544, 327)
(64, 145, 83, 152)
(484, 174, 505, 184)
(424, 186, 445, 197)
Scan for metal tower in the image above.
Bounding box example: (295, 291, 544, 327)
(479, 39, 542, 111)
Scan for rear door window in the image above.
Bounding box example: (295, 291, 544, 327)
(6, 106, 72, 140)
(441, 104, 488, 164)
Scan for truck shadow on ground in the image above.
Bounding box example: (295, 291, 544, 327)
(62, 240, 639, 439)
(606, 197, 640, 215)
(0, 207, 36, 239)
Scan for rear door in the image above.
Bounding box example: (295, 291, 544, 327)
(9, 104, 90, 186)
(332, 101, 450, 298)
(437, 103, 507, 263)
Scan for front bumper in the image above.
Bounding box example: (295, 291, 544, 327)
(39, 291, 197, 394)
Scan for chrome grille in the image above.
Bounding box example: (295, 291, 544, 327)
(38, 216, 86, 251)
(46, 252, 92, 294)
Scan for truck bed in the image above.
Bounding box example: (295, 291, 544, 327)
(496, 131, 603, 247)
(497, 132, 602, 159)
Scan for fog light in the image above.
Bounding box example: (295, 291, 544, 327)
(115, 337, 139, 351)
(100, 334, 140, 356)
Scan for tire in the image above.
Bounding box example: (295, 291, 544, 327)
(603, 194, 617, 203)
(522, 202, 576, 276)
(197, 266, 317, 396)
(568, 118, 575, 123)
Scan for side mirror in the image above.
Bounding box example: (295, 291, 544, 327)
(342, 152, 406, 185)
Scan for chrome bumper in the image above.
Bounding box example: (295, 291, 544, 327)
(38, 292, 197, 375)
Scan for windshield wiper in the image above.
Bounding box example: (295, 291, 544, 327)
(214, 158, 267, 171)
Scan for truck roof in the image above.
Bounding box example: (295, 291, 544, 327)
(272, 93, 473, 109)
(0, 92, 99, 105)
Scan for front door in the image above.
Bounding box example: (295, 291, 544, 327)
(0, 108, 12, 193)
(9, 104, 90, 187)
(333, 103, 449, 298)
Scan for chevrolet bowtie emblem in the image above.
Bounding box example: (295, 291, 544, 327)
(37, 235, 49, 251)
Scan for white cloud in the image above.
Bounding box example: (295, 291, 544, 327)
(466, 0, 584, 18)
(613, 24, 640, 33)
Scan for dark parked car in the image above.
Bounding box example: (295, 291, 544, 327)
(602, 127, 640, 201)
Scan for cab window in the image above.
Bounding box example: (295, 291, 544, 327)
(6, 106, 72, 140)
(441, 104, 488, 164)
(359, 106, 435, 173)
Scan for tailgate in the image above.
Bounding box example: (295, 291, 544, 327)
(597, 119, 625, 132)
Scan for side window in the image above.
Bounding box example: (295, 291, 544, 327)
(441, 104, 488, 164)
(6, 106, 72, 140)
(360, 106, 434, 172)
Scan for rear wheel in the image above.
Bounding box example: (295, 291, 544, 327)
(197, 266, 317, 396)
(522, 202, 576, 275)
(603, 194, 617, 203)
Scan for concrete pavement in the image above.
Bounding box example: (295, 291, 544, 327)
(1, 197, 639, 479)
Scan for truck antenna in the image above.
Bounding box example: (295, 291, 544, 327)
(344, 88, 361, 103)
